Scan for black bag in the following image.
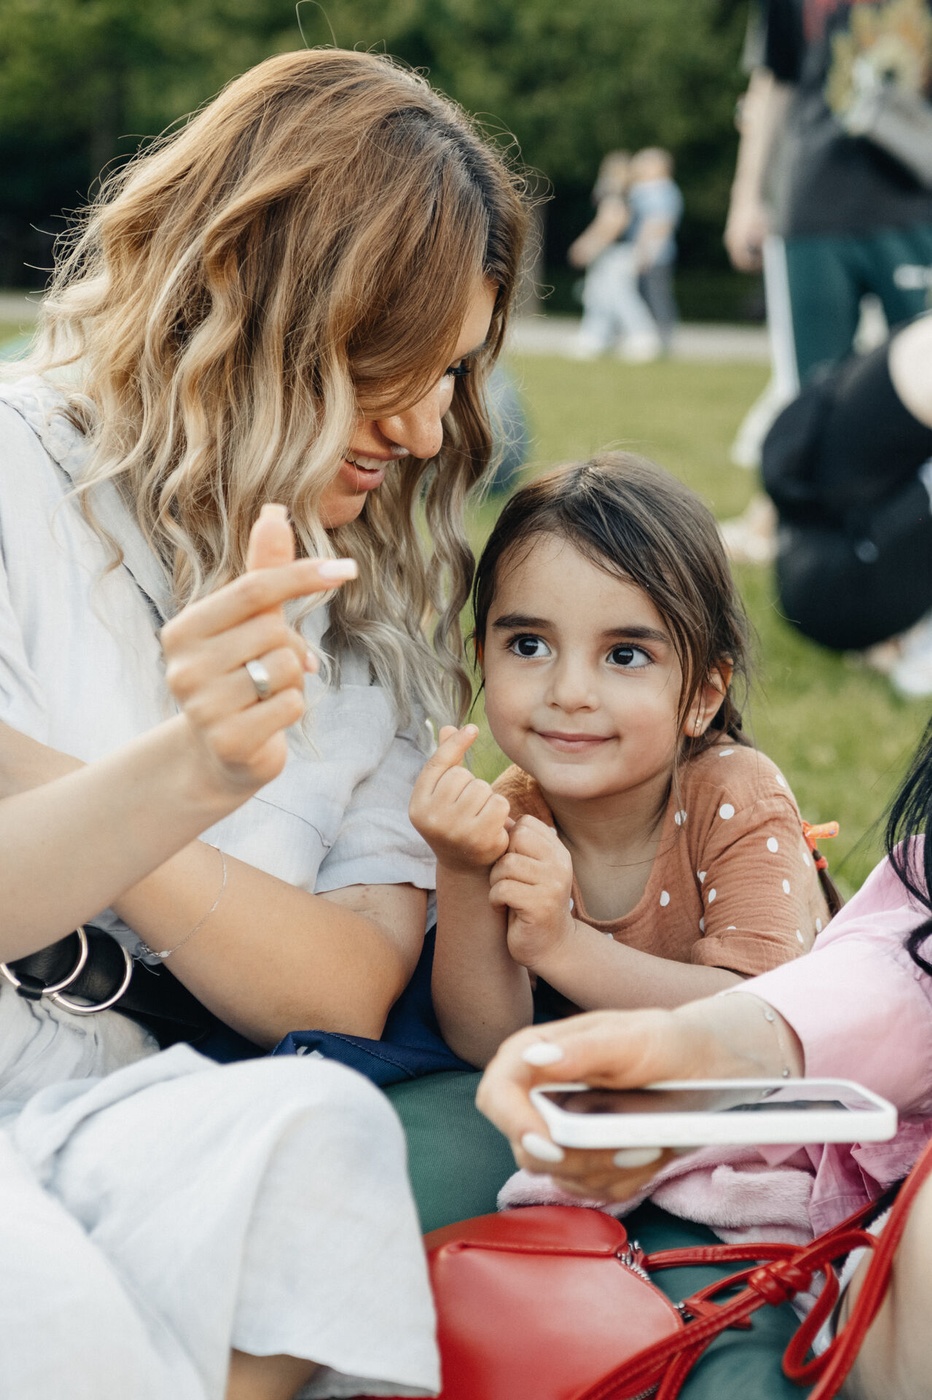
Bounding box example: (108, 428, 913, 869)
(762, 342, 932, 651)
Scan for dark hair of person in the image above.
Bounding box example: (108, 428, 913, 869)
(886, 714, 932, 973)
(471, 452, 751, 755)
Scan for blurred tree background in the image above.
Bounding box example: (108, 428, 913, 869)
(0, 0, 756, 316)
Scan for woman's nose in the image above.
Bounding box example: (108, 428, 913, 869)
(377, 385, 448, 462)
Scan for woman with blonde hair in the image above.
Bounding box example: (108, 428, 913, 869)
(0, 44, 528, 1398)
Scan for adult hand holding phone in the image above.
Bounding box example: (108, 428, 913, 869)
(475, 995, 807, 1201)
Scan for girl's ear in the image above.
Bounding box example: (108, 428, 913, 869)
(683, 660, 733, 739)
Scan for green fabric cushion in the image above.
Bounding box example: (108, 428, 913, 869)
(385, 1070, 515, 1233)
(385, 1069, 811, 1400)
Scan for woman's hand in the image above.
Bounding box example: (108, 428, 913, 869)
(409, 724, 512, 871)
(476, 995, 802, 1201)
(475, 1012, 686, 1199)
(0, 506, 360, 962)
(161, 504, 356, 798)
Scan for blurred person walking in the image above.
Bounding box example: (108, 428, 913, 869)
(568, 152, 663, 362)
(722, 0, 932, 561)
(629, 147, 684, 353)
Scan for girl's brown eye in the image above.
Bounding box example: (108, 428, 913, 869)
(608, 645, 650, 669)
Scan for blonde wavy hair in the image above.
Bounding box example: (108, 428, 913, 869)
(21, 47, 530, 725)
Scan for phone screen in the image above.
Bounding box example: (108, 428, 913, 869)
(536, 1084, 875, 1117)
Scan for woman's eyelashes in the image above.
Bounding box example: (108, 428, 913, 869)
(444, 359, 472, 379)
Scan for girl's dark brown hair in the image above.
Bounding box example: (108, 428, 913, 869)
(472, 452, 752, 754)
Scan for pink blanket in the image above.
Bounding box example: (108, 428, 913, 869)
(497, 1147, 817, 1246)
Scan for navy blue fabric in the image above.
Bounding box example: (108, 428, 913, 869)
(269, 928, 477, 1085)
(196, 1020, 265, 1063)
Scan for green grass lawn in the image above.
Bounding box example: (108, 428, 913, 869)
(467, 350, 932, 899)
(1, 311, 924, 897)
(0, 315, 36, 359)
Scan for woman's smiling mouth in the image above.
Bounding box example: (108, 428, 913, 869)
(340, 453, 394, 492)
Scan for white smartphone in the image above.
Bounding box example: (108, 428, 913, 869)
(529, 1078, 897, 1150)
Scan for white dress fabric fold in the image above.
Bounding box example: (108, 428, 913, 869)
(0, 1018, 438, 1399)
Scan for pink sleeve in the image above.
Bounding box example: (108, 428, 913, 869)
(723, 852, 932, 1115)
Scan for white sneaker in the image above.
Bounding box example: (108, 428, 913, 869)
(729, 381, 794, 470)
(861, 637, 903, 676)
(569, 336, 605, 361)
(618, 332, 662, 363)
(718, 494, 778, 566)
(890, 608, 932, 697)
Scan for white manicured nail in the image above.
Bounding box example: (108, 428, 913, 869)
(521, 1132, 566, 1164)
(521, 1041, 565, 1067)
(259, 503, 288, 522)
(317, 558, 358, 580)
(612, 1147, 663, 1168)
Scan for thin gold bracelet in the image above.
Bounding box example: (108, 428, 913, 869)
(141, 846, 227, 961)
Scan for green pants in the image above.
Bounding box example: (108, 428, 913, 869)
(386, 1071, 810, 1400)
(784, 223, 932, 381)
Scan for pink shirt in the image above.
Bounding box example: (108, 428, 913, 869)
(499, 844, 932, 1243)
(740, 841, 932, 1235)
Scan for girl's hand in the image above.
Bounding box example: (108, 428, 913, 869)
(490, 815, 575, 966)
(409, 724, 512, 870)
(161, 504, 356, 796)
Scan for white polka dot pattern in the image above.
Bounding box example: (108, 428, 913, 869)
(490, 739, 833, 984)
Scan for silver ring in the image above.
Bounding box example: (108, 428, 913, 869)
(245, 658, 272, 701)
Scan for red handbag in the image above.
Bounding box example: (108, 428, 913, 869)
(423, 1205, 684, 1400)
(357, 1137, 932, 1400)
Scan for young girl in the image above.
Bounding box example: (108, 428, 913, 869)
(410, 452, 831, 1067)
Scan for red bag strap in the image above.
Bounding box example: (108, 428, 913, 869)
(799, 1133, 932, 1398)
(575, 1135, 932, 1400)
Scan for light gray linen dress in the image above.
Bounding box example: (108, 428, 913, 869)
(0, 990, 439, 1399)
(0, 377, 441, 1397)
